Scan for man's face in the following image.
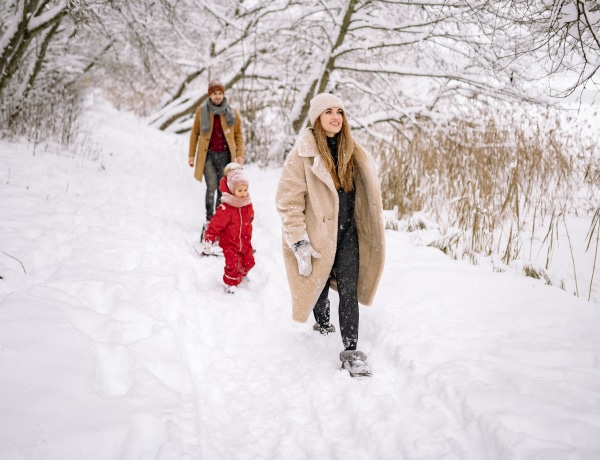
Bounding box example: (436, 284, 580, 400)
(209, 90, 224, 105)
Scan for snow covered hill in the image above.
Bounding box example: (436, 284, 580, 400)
(1, 96, 599, 460)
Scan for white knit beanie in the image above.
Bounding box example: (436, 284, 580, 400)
(224, 162, 242, 176)
(309, 93, 346, 126)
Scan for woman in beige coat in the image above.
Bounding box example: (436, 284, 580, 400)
(275, 93, 385, 377)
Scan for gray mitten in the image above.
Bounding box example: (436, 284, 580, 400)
(293, 240, 321, 276)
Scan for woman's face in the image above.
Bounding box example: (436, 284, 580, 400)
(319, 107, 344, 137)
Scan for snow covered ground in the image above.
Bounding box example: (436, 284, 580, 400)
(1, 96, 599, 459)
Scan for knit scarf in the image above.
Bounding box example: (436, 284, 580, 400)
(221, 192, 251, 208)
(201, 97, 236, 134)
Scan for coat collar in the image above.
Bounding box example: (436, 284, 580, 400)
(295, 128, 319, 158)
(295, 128, 337, 193)
(294, 128, 375, 193)
(295, 127, 368, 169)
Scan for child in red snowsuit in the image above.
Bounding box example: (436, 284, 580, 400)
(204, 169, 255, 293)
(201, 162, 243, 244)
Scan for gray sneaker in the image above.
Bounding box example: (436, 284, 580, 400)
(340, 350, 371, 377)
(313, 323, 335, 335)
(340, 350, 367, 361)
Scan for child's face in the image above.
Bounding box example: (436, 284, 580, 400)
(234, 185, 248, 198)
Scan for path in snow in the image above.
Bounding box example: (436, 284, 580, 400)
(1, 98, 599, 459)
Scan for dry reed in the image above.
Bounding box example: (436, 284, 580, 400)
(372, 108, 599, 299)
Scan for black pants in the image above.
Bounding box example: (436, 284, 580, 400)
(313, 219, 360, 350)
(203, 150, 230, 220)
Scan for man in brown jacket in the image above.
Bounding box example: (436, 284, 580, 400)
(188, 80, 244, 224)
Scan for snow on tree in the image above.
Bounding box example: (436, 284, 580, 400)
(1, 0, 598, 159)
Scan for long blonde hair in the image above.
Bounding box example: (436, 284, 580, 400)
(313, 111, 355, 192)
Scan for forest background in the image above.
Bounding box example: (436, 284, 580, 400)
(2, 0, 600, 301)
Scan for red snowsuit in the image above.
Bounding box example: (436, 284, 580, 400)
(204, 185, 255, 286)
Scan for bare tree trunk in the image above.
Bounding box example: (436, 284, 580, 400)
(8, 20, 61, 125)
(0, 0, 68, 97)
(154, 57, 254, 131)
(291, 0, 358, 134)
(165, 68, 207, 107)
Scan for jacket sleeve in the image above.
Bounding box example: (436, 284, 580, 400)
(233, 108, 244, 160)
(204, 205, 231, 244)
(188, 107, 201, 159)
(275, 150, 310, 248)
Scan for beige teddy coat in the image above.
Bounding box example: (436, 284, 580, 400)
(275, 128, 386, 323)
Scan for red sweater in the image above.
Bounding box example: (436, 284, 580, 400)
(208, 115, 227, 152)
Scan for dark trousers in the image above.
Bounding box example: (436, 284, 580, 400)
(313, 219, 360, 350)
(203, 150, 230, 220)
